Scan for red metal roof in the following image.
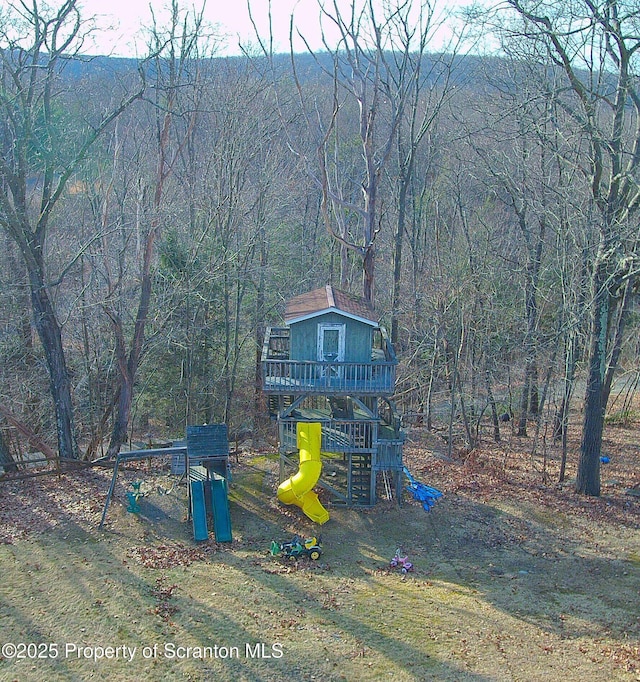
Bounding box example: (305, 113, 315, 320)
(284, 285, 378, 325)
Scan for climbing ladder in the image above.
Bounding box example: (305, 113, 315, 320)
(349, 452, 372, 505)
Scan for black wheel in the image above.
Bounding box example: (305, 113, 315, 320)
(309, 548, 321, 560)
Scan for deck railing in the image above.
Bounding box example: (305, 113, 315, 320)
(279, 419, 375, 453)
(373, 441, 404, 471)
(262, 326, 396, 395)
(263, 359, 396, 394)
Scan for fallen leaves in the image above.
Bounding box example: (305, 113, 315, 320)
(601, 643, 640, 673)
(0, 468, 111, 542)
(127, 541, 214, 569)
(150, 577, 179, 621)
(402, 424, 640, 530)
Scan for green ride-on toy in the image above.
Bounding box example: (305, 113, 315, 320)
(270, 535, 322, 561)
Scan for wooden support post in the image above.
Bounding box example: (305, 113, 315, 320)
(99, 455, 121, 529)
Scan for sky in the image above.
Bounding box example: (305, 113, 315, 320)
(80, 0, 348, 57)
(78, 0, 468, 58)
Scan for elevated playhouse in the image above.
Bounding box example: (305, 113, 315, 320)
(262, 286, 404, 517)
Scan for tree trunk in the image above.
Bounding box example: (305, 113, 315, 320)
(5, 235, 33, 359)
(485, 364, 501, 443)
(106, 233, 156, 458)
(254, 221, 267, 426)
(363, 244, 375, 305)
(577, 371, 603, 496)
(530, 362, 540, 415)
(577, 262, 634, 494)
(109, 371, 134, 455)
(576, 267, 608, 496)
(518, 262, 540, 435)
(424, 334, 438, 431)
(517, 365, 531, 436)
(391, 180, 408, 345)
(602, 277, 634, 406)
(0, 427, 18, 473)
(30, 280, 77, 460)
(556, 330, 577, 482)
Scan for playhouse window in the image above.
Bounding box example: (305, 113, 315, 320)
(317, 323, 345, 363)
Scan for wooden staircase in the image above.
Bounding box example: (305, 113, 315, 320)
(349, 452, 372, 505)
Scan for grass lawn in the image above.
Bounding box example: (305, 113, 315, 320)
(0, 426, 638, 681)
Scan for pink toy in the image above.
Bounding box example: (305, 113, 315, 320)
(390, 549, 413, 574)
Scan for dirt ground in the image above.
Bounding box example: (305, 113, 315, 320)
(0, 420, 638, 681)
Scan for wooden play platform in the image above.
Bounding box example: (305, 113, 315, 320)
(99, 424, 232, 542)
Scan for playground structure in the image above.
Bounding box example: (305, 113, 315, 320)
(99, 424, 232, 543)
(262, 286, 405, 516)
(186, 424, 232, 542)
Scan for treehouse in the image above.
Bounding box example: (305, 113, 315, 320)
(262, 285, 404, 507)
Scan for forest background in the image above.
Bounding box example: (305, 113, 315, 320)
(0, 0, 638, 498)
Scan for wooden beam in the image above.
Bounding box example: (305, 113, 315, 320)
(0, 403, 57, 461)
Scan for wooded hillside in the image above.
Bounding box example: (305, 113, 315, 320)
(0, 0, 638, 497)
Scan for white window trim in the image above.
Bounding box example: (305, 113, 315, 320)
(317, 323, 346, 363)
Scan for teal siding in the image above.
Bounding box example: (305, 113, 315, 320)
(289, 312, 373, 362)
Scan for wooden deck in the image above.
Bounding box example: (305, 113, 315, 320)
(262, 327, 397, 396)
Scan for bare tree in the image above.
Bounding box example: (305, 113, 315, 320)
(104, 0, 203, 457)
(387, 1, 466, 344)
(0, 0, 142, 459)
(496, 0, 640, 495)
(252, 0, 430, 304)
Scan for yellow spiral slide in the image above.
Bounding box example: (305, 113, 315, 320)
(277, 422, 330, 524)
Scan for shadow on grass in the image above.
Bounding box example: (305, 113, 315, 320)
(1, 452, 638, 681)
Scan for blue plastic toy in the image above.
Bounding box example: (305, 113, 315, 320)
(403, 467, 443, 511)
